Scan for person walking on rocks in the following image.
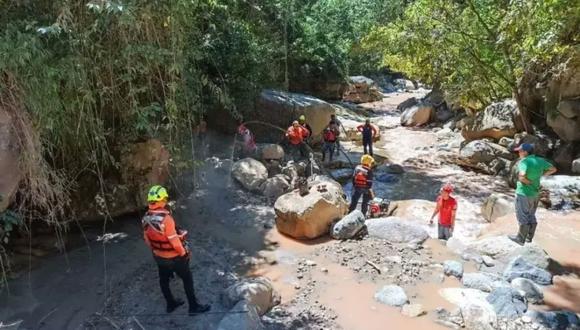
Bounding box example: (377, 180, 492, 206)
(286, 120, 309, 161)
(142, 185, 210, 315)
(429, 183, 457, 240)
(357, 119, 377, 156)
(509, 143, 557, 245)
(349, 155, 375, 216)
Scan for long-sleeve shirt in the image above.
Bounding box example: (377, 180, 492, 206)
(286, 126, 308, 145)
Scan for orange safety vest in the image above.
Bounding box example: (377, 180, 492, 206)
(287, 127, 305, 145)
(142, 208, 187, 259)
(353, 165, 372, 188)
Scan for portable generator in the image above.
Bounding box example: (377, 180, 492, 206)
(369, 197, 390, 218)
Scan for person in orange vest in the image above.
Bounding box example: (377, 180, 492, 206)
(428, 183, 457, 241)
(142, 185, 210, 315)
(286, 120, 309, 161)
(349, 155, 375, 216)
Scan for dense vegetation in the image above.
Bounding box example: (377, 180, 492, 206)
(0, 0, 577, 245)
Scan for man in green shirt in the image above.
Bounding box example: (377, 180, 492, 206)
(509, 143, 557, 245)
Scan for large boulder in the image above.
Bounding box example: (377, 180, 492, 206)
(274, 176, 348, 239)
(481, 193, 515, 222)
(503, 256, 552, 285)
(462, 100, 523, 141)
(366, 217, 430, 244)
(254, 90, 335, 140)
(400, 103, 435, 126)
(470, 236, 522, 263)
(512, 132, 554, 158)
(374, 285, 408, 307)
(289, 77, 348, 101)
(573, 158, 580, 174)
(260, 144, 285, 161)
(548, 100, 580, 142)
(0, 107, 22, 212)
(459, 140, 514, 164)
(552, 142, 576, 173)
(217, 300, 265, 330)
(443, 260, 464, 279)
(232, 158, 268, 193)
(342, 76, 383, 104)
(331, 210, 366, 240)
(487, 287, 527, 318)
(507, 243, 551, 270)
(261, 175, 291, 200)
(222, 277, 281, 316)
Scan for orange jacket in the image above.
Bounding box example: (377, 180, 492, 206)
(286, 126, 308, 145)
(142, 205, 187, 259)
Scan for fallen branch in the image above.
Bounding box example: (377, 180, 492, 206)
(366, 260, 381, 274)
(37, 308, 58, 327)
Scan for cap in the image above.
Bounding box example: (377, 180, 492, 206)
(514, 143, 534, 153)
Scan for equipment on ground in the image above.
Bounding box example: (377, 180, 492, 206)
(368, 197, 390, 218)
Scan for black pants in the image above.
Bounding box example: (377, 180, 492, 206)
(349, 187, 371, 216)
(155, 255, 198, 308)
(363, 140, 373, 156)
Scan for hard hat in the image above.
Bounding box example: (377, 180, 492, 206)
(148, 185, 169, 203)
(299, 115, 306, 122)
(441, 183, 454, 193)
(361, 154, 375, 167)
(292, 120, 299, 126)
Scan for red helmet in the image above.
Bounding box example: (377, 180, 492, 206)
(441, 183, 454, 193)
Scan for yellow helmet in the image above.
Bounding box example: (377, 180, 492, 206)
(147, 185, 169, 203)
(361, 154, 375, 167)
(298, 115, 306, 123)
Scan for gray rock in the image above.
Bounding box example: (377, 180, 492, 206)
(463, 272, 507, 293)
(481, 193, 514, 222)
(232, 158, 268, 192)
(260, 175, 291, 200)
(487, 287, 527, 318)
(260, 144, 285, 161)
(331, 210, 366, 240)
(511, 278, 544, 304)
(525, 310, 580, 330)
(443, 260, 464, 278)
(547, 99, 580, 142)
(482, 256, 495, 267)
(508, 243, 550, 270)
(400, 103, 435, 127)
(504, 256, 552, 285)
(218, 300, 265, 330)
(498, 137, 514, 148)
(460, 302, 497, 330)
(374, 285, 409, 307)
(460, 140, 513, 164)
(470, 236, 521, 263)
(222, 277, 281, 316)
(375, 164, 405, 174)
(573, 158, 580, 174)
(366, 217, 430, 244)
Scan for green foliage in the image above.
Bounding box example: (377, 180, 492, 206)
(363, 0, 579, 107)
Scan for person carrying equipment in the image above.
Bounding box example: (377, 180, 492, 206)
(429, 183, 457, 240)
(286, 120, 309, 161)
(142, 185, 210, 315)
(322, 124, 338, 162)
(357, 119, 377, 156)
(348, 155, 375, 215)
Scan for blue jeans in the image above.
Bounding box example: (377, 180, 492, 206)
(349, 187, 371, 216)
(515, 194, 539, 225)
(322, 142, 335, 161)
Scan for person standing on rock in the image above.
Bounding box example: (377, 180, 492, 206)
(349, 155, 375, 216)
(357, 119, 377, 156)
(286, 120, 309, 161)
(142, 185, 210, 315)
(298, 115, 313, 141)
(321, 124, 338, 162)
(429, 183, 457, 240)
(509, 143, 557, 245)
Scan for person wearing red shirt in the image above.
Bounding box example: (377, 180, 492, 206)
(429, 183, 457, 240)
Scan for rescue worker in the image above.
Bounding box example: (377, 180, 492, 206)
(298, 115, 313, 140)
(237, 123, 257, 158)
(349, 155, 375, 216)
(286, 120, 309, 161)
(357, 119, 377, 156)
(329, 115, 343, 156)
(142, 186, 210, 315)
(321, 124, 338, 162)
(429, 183, 457, 241)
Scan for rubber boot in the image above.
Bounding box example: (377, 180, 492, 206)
(166, 299, 185, 313)
(526, 223, 537, 243)
(189, 303, 211, 315)
(509, 225, 530, 246)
